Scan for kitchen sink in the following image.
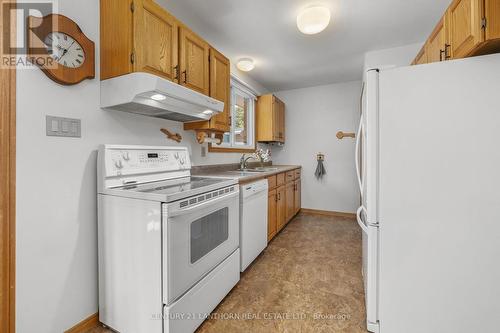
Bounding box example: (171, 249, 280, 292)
(232, 169, 266, 174)
(251, 167, 279, 172)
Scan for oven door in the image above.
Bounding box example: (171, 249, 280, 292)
(163, 187, 239, 305)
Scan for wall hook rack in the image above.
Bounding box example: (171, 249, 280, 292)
(336, 131, 356, 140)
(160, 128, 182, 143)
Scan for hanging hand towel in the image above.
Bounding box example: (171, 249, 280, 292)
(315, 159, 326, 179)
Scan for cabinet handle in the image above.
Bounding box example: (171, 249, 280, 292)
(275, 194, 278, 203)
(444, 44, 451, 59)
(174, 65, 179, 81)
(182, 70, 187, 84)
(439, 49, 445, 62)
(278, 193, 281, 201)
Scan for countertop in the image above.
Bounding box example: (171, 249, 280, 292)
(192, 164, 301, 184)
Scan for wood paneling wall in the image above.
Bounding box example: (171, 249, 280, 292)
(0, 0, 16, 332)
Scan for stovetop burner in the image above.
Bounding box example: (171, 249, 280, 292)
(114, 176, 235, 202)
(134, 177, 228, 194)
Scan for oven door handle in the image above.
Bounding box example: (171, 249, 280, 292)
(167, 191, 239, 218)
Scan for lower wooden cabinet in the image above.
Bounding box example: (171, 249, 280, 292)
(285, 182, 295, 222)
(267, 188, 277, 241)
(276, 185, 286, 232)
(294, 179, 301, 215)
(267, 168, 301, 242)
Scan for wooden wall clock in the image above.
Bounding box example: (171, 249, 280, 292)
(27, 14, 95, 85)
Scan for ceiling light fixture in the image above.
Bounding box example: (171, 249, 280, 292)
(151, 93, 167, 101)
(237, 58, 255, 72)
(297, 6, 331, 35)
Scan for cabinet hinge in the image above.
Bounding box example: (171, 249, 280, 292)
(481, 17, 487, 29)
(130, 1, 135, 12)
(130, 51, 135, 64)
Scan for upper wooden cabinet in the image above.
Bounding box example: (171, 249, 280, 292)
(101, 0, 179, 81)
(179, 27, 210, 95)
(101, 0, 232, 135)
(447, 0, 485, 59)
(413, 0, 500, 65)
(183, 47, 231, 133)
(426, 17, 447, 63)
(134, 0, 179, 82)
(256, 94, 285, 143)
(208, 48, 231, 131)
(412, 47, 428, 65)
(485, 0, 500, 40)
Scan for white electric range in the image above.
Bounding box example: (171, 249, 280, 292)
(97, 145, 240, 333)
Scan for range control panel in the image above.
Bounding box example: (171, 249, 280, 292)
(102, 145, 191, 177)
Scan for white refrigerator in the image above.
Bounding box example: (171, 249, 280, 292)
(356, 54, 500, 333)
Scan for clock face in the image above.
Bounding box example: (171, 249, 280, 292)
(44, 32, 86, 68)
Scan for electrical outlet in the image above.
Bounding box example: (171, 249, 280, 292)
(46, 116, 81, 138)
(201, 146, 207, 157)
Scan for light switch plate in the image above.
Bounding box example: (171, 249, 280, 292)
(46, 116, 81, 138)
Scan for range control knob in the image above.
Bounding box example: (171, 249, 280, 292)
(114, 159, 124, 169)
(122, 151, 130, 161)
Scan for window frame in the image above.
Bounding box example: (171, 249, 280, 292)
(209, 76, 257, 153)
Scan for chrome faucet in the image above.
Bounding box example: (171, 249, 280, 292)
(239, 154, 254, 170)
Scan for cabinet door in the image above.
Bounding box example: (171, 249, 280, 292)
(446, 0, 485, 59)
(426, 17, 447, 63)
(133, 0, 179, 82)
(485, 0, 500, 40)
(100, 0, 134, 80)
(272, 96, 280, 141)
(209, 48, 231, 132)
(413, 47, 427, 65)
(277, 99, 286, 142)
(268, 189, 277, 242)
(179, 27, 210, 95)
(285, 182, 295, 223)
(277, 186, 286, 231)
(294, 179, 301, 215)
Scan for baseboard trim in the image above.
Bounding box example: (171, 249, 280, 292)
(64, 313, 99, 333)
(300, 208, 356, 219)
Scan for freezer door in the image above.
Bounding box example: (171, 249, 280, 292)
(357, 207, 380, 332)
(378, 54, 500, 333)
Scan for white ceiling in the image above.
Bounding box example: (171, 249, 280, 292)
(162, 0, 451, 92)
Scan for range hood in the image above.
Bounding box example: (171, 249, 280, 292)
(101, 72, 224, 122)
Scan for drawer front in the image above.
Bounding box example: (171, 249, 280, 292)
(267, 175, 277, 189)
(164, 249, 240, 333)
(286, 171, 295, 183)
(294, 168, 301, 179)
(276, 173, 285, 186)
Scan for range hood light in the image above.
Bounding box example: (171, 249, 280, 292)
(151, 93, 167, 101)
(203, 110, 214, 115)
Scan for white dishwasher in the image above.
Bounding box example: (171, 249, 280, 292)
(240, 179, 269, 272)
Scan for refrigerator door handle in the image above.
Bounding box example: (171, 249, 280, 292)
(356, 206, 369, 233)
(355, 116, 364, 195)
